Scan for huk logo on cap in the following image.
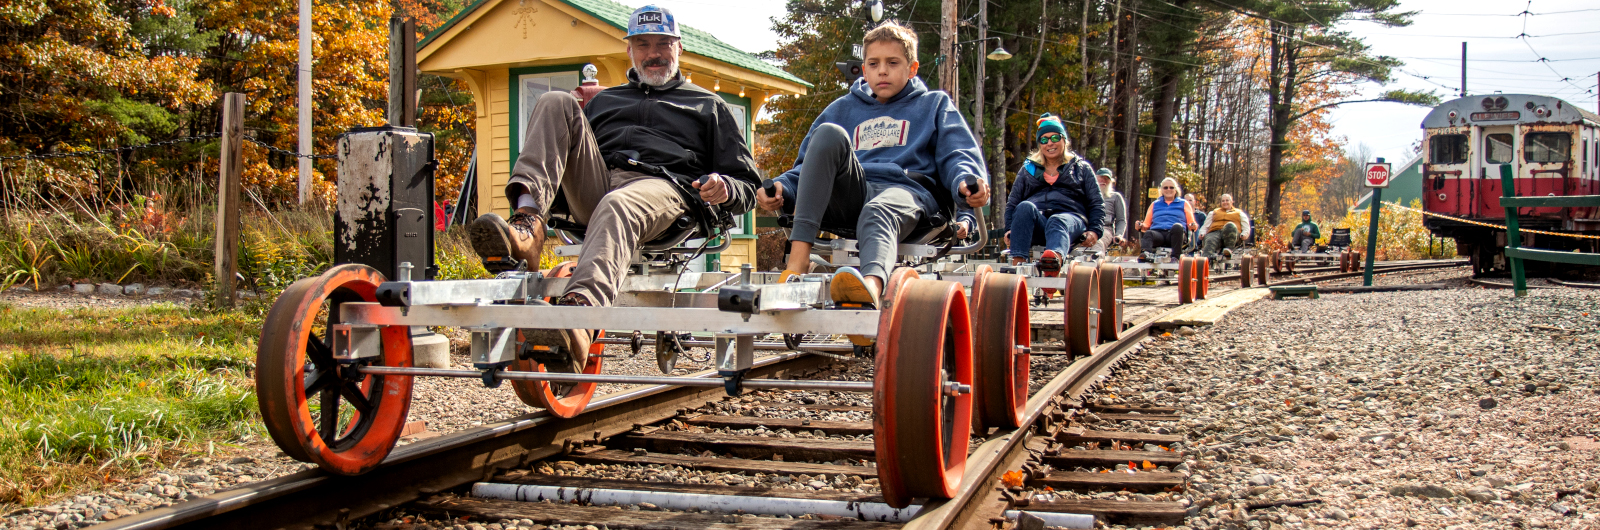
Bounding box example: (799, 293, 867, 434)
(628, 5, 679, 38)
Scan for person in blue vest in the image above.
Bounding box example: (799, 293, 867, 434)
(1002, 114, 1104, 267)
(1136, 177, 1197, 256)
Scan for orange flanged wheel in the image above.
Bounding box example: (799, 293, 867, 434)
(1097, 263, 1123, 342)
(1255, 255, 1270, 286)
(1271, 251, 1283, 273)
(875, 267, 922, 346)
(1195, 257, 1210, 300)
(1177, 256, 1195, 305)
(513, 263, 603, 417)
(874, 278, 973, 509)
(971, 272, 1029, 429)
(1240, 257, 1254, 288)
(544, 261, 577, 302)
(511, 330, 604, 418)
(257, 264, 415, 476)
(1065, 263, 1101, 357)
(1339, 251, 1350, 272)
(1354, 252, 1364, 273)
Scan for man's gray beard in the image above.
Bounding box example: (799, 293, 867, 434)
(636, 59, 678, 86)
(1101, 184, 1113, 199)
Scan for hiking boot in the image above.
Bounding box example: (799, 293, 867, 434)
(470, 210, 545, 270)
(521, 296, 592, 372)
(1038, 250, 1063, 297)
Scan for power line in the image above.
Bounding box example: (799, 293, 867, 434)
(1409, 7, 1600, 17)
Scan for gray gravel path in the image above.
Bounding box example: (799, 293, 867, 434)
(1107, 285, 1599, 530)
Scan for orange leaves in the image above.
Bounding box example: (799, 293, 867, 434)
(1142, 460, 1156, 470)
(1000, 470, 1026, 489)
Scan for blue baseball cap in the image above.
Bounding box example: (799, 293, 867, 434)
(628, 5, 679, 39)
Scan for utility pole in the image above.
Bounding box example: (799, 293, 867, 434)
(940, 0, 958, 99)
(388, 17, 418, 126)
(297, 0, 312, 204)
(975, 0, 987, 137)
(1460, 41, 1467, 97)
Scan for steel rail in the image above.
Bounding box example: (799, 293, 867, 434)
(85, 351, 836, 530)
(906, 260, 1467, 529)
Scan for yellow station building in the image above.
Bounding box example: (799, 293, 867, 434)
(419, 0, 810, 271)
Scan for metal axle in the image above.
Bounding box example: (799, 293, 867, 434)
(352, 365, 894, 393)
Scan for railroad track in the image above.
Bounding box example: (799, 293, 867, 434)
(87, 259, 1468, 530)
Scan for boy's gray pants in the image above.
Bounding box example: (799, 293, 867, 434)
(787, 123, 921, 280)
(505, 91, 690, 306)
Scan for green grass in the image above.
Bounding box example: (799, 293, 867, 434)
(0, 303, 263, 508)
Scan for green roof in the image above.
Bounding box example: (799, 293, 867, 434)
(421, 0, 811, 89)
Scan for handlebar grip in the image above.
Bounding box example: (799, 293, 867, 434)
(962, 176, 980, 195)
(762, 180, 777, 197)
(697, 173, 714, 186)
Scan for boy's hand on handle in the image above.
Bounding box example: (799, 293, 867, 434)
(757, 180, 784, 212)
(1003, 230, 1011, 246)
(1082, 232, 1099, 247)
(693, 173, 729, 205)
(959, 175, 989, 208)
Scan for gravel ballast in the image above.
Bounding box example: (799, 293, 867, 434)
(1108, 283, 1599, 529)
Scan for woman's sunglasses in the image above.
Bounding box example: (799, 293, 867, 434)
(1038, 133, 1064, 145)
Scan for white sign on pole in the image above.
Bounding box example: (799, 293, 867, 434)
(1364, 162, 1393, 188)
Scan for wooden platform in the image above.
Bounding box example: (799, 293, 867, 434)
(1152, 287, 1270, 329)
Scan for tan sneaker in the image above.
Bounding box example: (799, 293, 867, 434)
(470, 210, 545, 269)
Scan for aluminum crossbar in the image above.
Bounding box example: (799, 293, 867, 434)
(339, 303, 881, 336)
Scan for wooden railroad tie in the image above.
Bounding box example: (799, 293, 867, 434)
(1268, 285, 1319, 300)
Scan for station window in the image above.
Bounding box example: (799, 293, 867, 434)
(1484, 133, 1514, 164)
(1524, 132, 1571, 163)
(1429, 134, 1467, 164)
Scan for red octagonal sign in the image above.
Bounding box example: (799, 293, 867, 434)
(1365, 163, 1392, 188)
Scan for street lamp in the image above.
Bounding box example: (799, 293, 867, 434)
(957, 36, 1012, 61)
(869, 0, 883, 23)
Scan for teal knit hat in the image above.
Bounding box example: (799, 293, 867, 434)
(1035, 113, 1068, 142)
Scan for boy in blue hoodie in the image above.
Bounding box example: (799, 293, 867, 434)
(756, 21, 989, 306)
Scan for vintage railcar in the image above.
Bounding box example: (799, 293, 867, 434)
(1420, 94, 1600, 274)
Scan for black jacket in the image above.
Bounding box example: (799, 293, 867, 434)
(1005, 153, 1106, 238)
(584, 70, 761, 215)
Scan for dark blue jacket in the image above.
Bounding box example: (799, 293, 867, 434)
(1006, 154, 1106, 238)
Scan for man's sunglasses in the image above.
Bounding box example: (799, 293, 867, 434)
(1038, 134, 1064, 145)
(1161, 186, 1176, 189)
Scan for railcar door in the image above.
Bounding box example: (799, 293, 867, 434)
(1521, 125, 1572, 218)
(1479, 126, 1516, 219)
(1423, 128, 1471, 219)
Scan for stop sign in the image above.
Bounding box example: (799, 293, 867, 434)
(1365, 163, 1392, 188)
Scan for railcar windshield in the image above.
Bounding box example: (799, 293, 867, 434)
(1524, 132, 1571, 163)
(1485, 134, 1514, 164)
(1430, 134, 1467, 164)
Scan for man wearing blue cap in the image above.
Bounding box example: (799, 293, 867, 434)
(467, 5, 762, 370)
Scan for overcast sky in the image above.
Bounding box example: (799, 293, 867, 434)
(618, 0, 1600, 166)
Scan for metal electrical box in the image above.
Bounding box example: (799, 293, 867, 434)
(335, 126, 437, 281)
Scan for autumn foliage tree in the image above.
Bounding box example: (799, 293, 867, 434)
(0, 0, 476, 209)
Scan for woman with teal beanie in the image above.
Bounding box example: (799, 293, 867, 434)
(1002, 113, 1105, 265)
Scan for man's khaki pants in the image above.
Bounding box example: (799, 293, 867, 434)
(507, 91, 689, 306)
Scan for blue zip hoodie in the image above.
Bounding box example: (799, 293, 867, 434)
(773, 76, 987, 218)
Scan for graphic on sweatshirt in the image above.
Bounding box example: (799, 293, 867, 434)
(853, 116, 910, 151)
